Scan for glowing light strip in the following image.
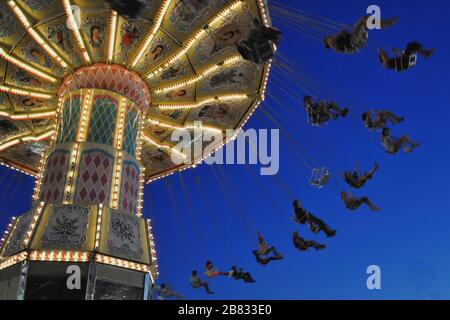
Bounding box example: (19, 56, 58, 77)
(0, 160, 37, 178)
(0, 47, 58, 83)
(8, 0, 69, 68)
(0, 217, 17, 257)
(114, 97, 127, 149)
(29, 250, 90, 262)
(77, 89, 93, 142)
(143, 132, 186, 159)
(153, 54, 241, 93)
(23, 202, 45, 247)
(147, 117, 222, 133)
(64, 143, 80, 204)
(32, 150, 47, 200)
(135, 115, 145, 161)
(147, 170, 176, 184)
(0, 130, 54, 152)
(0, 85, 54, 100)
(0, 252, 27, 271)
(147, 219, 159, 276)
(107, 11, 118, 64)
(129, 0, 172, 68)
(111, 151, 123, 209)
(95, 254, 150, 272)
(145, 0, 243, 79)
(95, 204, 103, 250)
(54, 97, 64, 142)
(62, 0, 91, 64)
(158, 93, 249, 110)
(0, 110, 56, 120)
(257, 0, 271, 26)
(259, 59, 272, 99)
(136, 169, 145, 217)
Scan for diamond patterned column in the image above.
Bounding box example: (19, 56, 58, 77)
(38, 65, 150, 214)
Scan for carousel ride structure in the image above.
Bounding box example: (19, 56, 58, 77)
(0, 0, 273, 300)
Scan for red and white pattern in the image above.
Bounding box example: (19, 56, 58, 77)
(119, 161, 141, 216)
(40, 150, 70, 204)
(74, 150, 114, 207)
(59, 64, 151, 113)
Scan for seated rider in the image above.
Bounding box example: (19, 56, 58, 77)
(230, 266, 256, 283)
(340, 191, 380, 212)
(381, 127, 420, 155)
(293, 200, 336, 238)
(190, 271, 214, 295)
(293, 231, 325, 251)
(237, 19, 281, 64)
(204, 260, 229, 278)
(253, 232, 283, 265)
(341, 161, 379, 189)
(151, 284, 164, 300)
(362, 110, 405, 131)
(303, 96, 348, 125)
(324, 16, 398, 54)
(160, 284, 183, 300)
(378, 42, 434, 72)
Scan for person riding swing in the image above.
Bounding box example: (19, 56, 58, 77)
(341, 161, 379, 189)
(303, 96, 348, 126)
(324, 16, 398, 54)
(378, 42, 434, 72)
(253, 232, 283, 265)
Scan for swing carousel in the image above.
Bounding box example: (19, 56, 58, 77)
(0, 0, 273, 300)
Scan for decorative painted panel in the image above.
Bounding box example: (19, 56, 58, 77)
(40, 150, 71, 204)
(20, 0, 57, 11)
(40, 205, 89, 249)
(119, 161, 140, 216)
(74, 149, 114, 207)
(80, 13, 107, 62)
(2, 210, 34, 257)
(14, 34, 64, 77)
(0, 2, 18, 39)
(87, 97, 117, 146)
(123, 109, 139, 157)
(58, 97, 81, 143)
(107, 210, 143, 261)
(38, 16, 83, 68)
(6, 66, 58, 92)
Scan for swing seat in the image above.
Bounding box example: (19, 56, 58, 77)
(394, 53, 417, 72)
(306, 107, 329, 127)
(236, 27, 279, 64)
(310, 167, 331, 188)
(408, 53, 418, 67)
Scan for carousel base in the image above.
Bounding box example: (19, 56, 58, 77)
(0, 260, 148, 300)
(0, 202, 156, 300)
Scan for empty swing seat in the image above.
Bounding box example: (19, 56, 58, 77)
(310, 168, 331, 188)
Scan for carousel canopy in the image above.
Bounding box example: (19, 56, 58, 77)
(0, 0, 272, 182)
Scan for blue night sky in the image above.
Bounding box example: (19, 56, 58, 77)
(1, 0, 450, 300)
